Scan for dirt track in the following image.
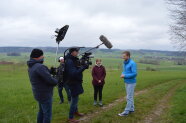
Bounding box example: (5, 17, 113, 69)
(79, 80, 182, 123)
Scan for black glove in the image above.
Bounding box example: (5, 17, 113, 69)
(50, 67, 57, 75)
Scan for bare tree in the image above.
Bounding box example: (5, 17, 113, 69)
(167, 0, 186, 50)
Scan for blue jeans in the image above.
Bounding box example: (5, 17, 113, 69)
(69, 96, 79, 119)
(37, 98, 52, 123)
(58, 83, 71, 102)
(124, 83, 136, 114)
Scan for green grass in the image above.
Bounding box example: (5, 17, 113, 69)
(89, 80, 186, 123)
(158, 82, 186, 123)
(0, 64, 186, 123)
(170, 84, 186, 123)
(0, 52, 186, 123)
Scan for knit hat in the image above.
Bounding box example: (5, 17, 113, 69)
(30, 49, 44, 58)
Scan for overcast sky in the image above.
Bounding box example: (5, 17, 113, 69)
(0, 0, 174, 50)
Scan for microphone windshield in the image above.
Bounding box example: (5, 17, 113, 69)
(56, 25, 69, 43)
(99, 35, 113, 49)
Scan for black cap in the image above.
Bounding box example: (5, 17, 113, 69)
(30, 49, 44, 58)
(69, 47, 80, 53)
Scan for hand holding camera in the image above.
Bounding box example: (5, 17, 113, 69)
(50, 67, 57, 76)
(82, 63, 89, 69)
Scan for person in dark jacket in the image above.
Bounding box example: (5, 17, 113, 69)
(65, 47, 88, 123)
(57, 56, 71, 104)
(92, 59, 106, 106)
(27, 49, 58, 123)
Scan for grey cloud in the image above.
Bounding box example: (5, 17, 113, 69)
(0, 0, 173, 50)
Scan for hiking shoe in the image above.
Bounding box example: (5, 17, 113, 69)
(74, 112, 84, 117)
(68, 119, 79, 123)
(59, 100, 64, 104)
(99, 101, 103, 107)
(118, 112, 129, 116)
(129, 111, 135, 114)
(93, 101, 97, 106)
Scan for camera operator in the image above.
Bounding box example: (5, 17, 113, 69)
(27, 49, 58, 123)
(57, 57, 71, 104)
(65, 47, 88, 123)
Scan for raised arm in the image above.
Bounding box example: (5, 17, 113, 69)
(66, 59, 86, 78)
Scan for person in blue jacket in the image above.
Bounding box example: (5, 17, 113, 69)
(27, 49, 58, 123)
(65, 47, 88, 123)
(118, 51, 137, 116)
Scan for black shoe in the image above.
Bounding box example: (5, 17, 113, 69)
(59, 101, 64, 104)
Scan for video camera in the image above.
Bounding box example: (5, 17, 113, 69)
(79, 52, 94, 66)
(50, 67, 57, 77)
(63, 47, 94, 69)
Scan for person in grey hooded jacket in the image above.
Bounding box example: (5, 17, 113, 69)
(27, 49, 58, 123)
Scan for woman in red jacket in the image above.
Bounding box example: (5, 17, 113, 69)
(92, 59, 106, 106)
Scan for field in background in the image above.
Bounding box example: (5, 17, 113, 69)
(0, 49, 186, 123)
(0, 49, 186, 71)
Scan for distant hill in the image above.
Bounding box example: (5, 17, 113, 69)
(0, 47, 185, 57)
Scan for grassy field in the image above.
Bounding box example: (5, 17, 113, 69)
(89, 80, 186, 123)
(158, 82, 186, 123)
(0, 52, 186, 123)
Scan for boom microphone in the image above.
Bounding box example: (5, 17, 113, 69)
(99, 35, 113, 49)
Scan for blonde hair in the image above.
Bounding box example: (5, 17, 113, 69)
(96, 59, 102, 63)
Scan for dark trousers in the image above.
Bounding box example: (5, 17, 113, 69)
(37, 98, 52, 123)
(58, 83, 71, 102)
(93, 85, 103, 101)
(69, 95, 79, 119)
